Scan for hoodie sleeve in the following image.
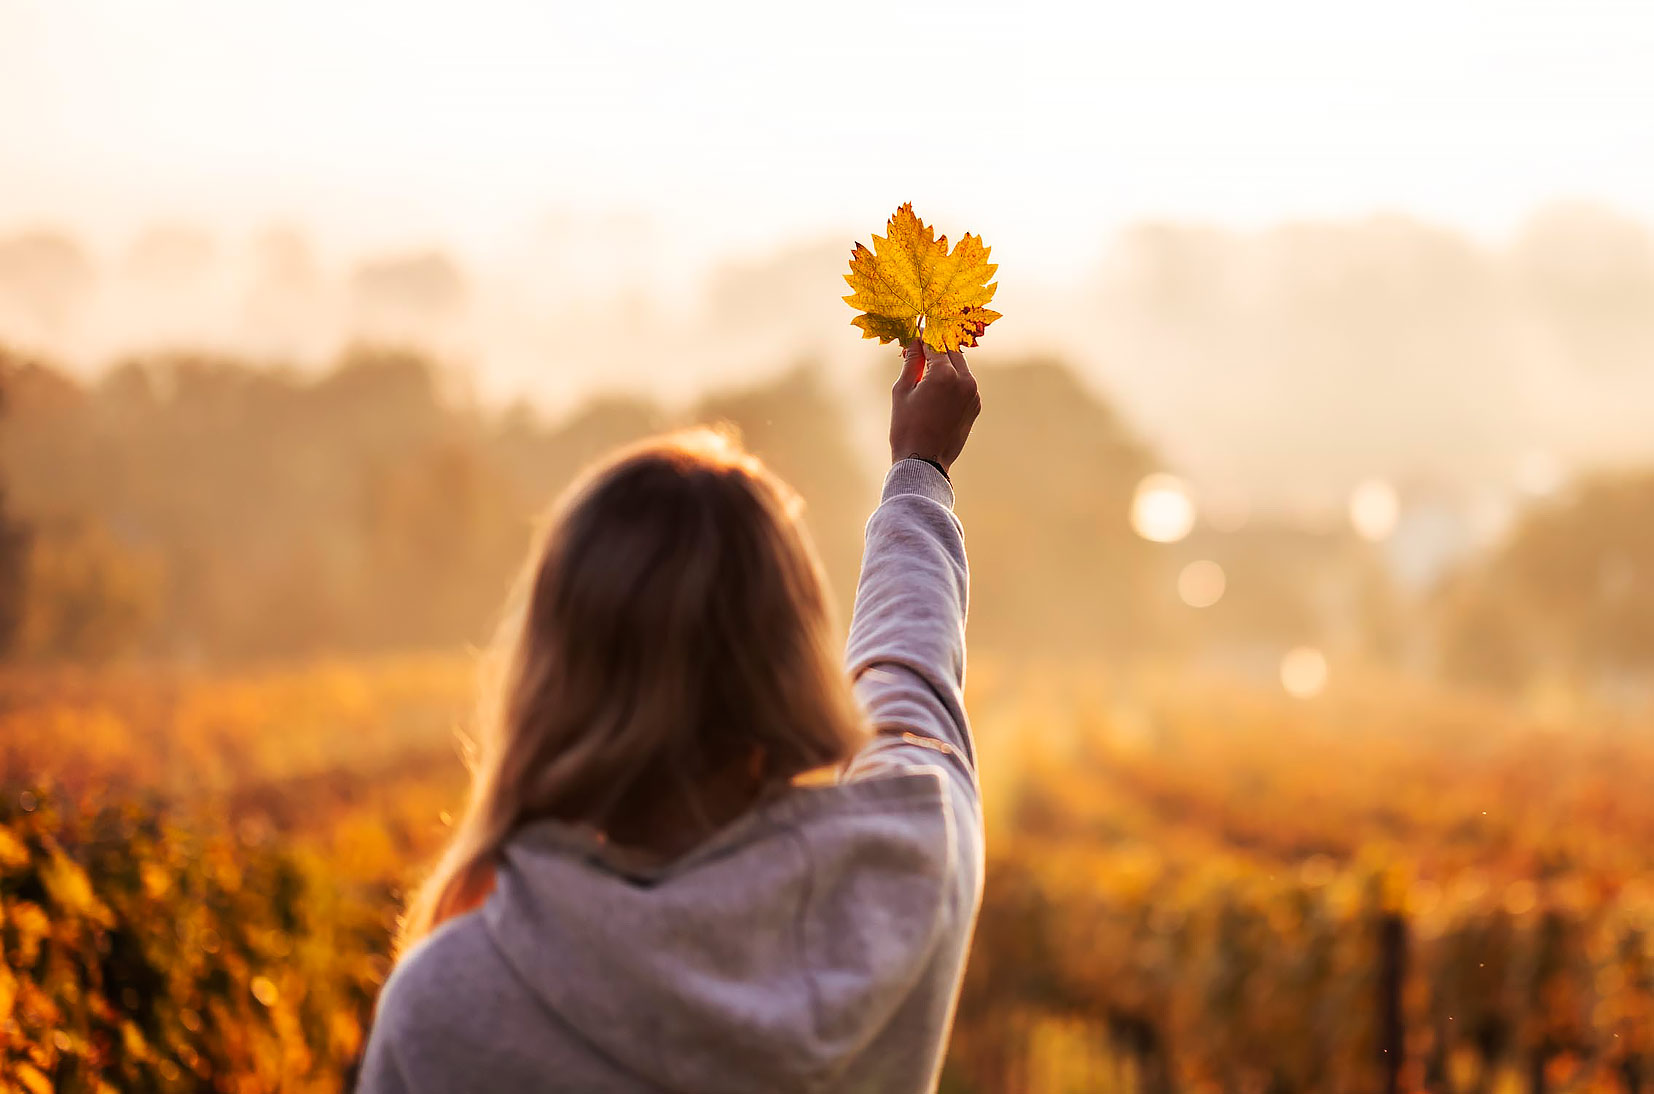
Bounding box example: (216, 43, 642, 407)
(843, 459, 977, 796)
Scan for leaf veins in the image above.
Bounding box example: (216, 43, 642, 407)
(842, 203, 1002, 352)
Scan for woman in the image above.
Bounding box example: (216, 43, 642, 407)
(358, 340, 983, 1093)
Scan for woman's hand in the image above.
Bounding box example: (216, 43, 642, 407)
(890, 342, 982, 474)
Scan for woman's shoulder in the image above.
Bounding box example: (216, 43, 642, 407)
(373, 911, 501, 1033)
(770, 763, 960, 848)
(765, 764, 980, 897)
(361, 906, 618, 1090)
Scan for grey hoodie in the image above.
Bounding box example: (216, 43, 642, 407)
(357, 458, 982, 1093)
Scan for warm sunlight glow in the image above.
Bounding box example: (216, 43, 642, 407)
(9, 2, 1654, 1086)
(1280, 647, 1328, 698)
(1517, 450, 1563, 497)
(1349, 478, 1400, 542)
(1177, 560, 1226, 608)
(8, 1, 1654, 304)
(1131, 475, 1197, 544)
(1202, 489, 1251, 534)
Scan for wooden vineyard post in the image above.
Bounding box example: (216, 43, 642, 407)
(1378, 911, 1408, 1094)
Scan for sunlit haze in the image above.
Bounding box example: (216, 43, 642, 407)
(5, 0, 1654, 542)
(5, 0, 1653, 270)
(10, 6, 1654, 1086)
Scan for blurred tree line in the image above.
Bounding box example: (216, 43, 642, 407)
(1436, 471, 1654, 700)
(5, 202, 1653, 500)
(0, 345, 860, 661)
(2, 345, 1180, 664)
(4, 340, 1652, 699)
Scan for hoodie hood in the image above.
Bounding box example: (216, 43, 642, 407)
(481, 769, 955, 1094)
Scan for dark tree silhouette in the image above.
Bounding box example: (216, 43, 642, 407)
(0, 368, 29, 656)
(1439, 471, 1654, 694)
(954, 358, 1163, 657)
(0, 348, 875, 660)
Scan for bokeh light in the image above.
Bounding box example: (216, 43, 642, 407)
(1131, 474, 1196, 543)
(8, 4, 1654, 1088)
(1280, 646, 1328, 698)
(1177, 560, 1226, 608)
(1348, 478, 1400, 541)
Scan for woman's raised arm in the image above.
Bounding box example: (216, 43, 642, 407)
(844, 342, 982, 792)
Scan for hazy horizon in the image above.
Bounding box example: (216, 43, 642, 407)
(5, 0, 1653, 264)
(6, 0, 1654, 565)
(11, 7, 1654, 1089)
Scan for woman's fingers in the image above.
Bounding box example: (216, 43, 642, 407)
(921, 343, 957, 380)
(897, 340, 926, 389)
(899, 340, 970, 388)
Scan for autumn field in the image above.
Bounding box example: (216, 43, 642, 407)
(7, 1, 1654, 1087)
(4, 217, 1653, 1093)
(3, 657, 1652, 1094)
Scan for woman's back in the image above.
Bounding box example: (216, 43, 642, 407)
(359, 343, 983, 1093)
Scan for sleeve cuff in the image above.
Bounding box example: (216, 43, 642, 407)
(882, 458, 956, 510)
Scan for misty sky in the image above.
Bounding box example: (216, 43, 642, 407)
(3, 0, 1652, 280)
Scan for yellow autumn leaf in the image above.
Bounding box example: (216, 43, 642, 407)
(42, 850, 113, 926)
(9, 900, 51, 964)
(121, 1020, 151, 1062)
(251, 975, 280, 1007)
(0, 827, 29, 871)
(140, 861, 171, 900)
(15, 1062, 53, 1094)
(842, 203, 1002, 353)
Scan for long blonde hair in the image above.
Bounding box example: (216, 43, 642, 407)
(398, 428, 867, 951)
